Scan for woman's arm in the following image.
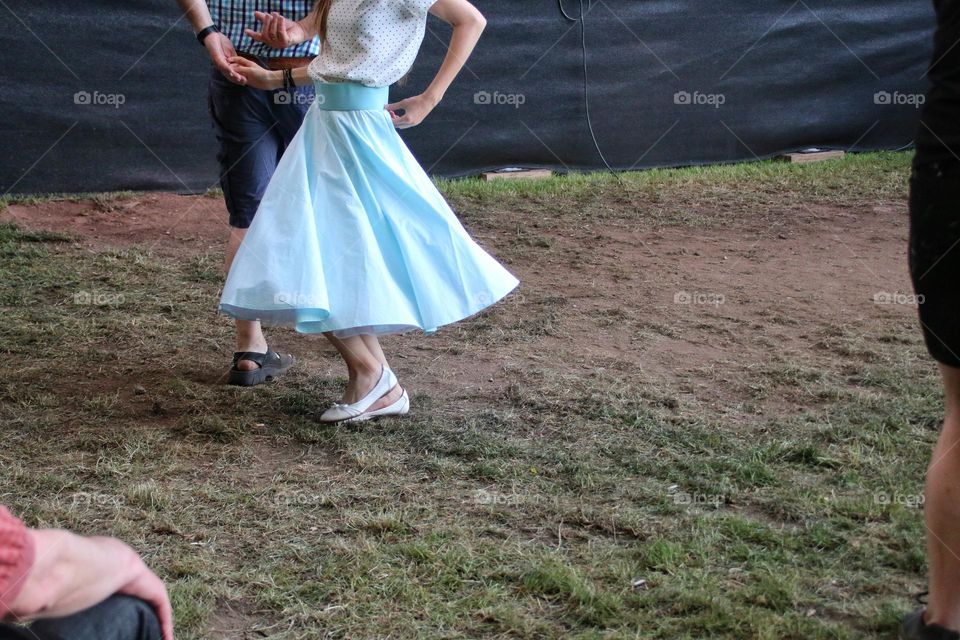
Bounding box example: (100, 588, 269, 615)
(388, 0, 487, 129)
(244, 10, 319, 49)
(226, 59, 315, 90)
(294, 11, 321, 41)
(230, 0, 486, 101)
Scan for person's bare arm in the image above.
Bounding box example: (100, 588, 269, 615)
(226, 58, 314, 90)
(175, 0, 214, 32)
(228, 0, 485, 106)
(8, 530, 173, 640)
(387, 0, 487, 129)
(175, 0, 246, 84)
(244, 10, 319, 49)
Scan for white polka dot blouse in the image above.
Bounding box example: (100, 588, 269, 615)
(307, 0, 438, 87)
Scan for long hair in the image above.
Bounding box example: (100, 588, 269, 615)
(313, 0, 333, 51)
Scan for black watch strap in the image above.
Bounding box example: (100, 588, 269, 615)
(196, 25, 220, 45)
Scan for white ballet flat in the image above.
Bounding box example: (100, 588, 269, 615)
(343, 388, 410, 423)
(320, 365, 397, 423)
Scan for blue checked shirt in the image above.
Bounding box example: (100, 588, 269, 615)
(208, 1, 320, 58)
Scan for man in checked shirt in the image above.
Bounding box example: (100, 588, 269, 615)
(177, 0, 319, 386)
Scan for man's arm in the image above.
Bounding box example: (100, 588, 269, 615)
(175, 0, 215, 32)
(8, 530, 173, 640)
(175, 0, 246, 84)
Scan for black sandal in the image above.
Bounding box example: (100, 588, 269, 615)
(228, 348, 295, 387)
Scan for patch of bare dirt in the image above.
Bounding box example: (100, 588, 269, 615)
(2, 194, 917, 420)
(2, 193, 228, 250)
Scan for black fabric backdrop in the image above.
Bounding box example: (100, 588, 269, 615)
(0, 0, 936, 194)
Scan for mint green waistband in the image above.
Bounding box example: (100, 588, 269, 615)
(312, 82, 389, 111)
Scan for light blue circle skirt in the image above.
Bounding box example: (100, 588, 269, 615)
(218, 81, 520, 338)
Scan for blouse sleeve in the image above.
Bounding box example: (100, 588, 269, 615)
(403, 0, 437, 17)
(0, 506, 35, 621)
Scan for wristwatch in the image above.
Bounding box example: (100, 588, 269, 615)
(196, 24, 221, 45)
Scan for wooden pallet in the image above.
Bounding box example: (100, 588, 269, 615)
(777, 150, 846, 164)
(481, 169, 553, 181)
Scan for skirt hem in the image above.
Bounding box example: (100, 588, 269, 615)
(218, 280, 518, 338)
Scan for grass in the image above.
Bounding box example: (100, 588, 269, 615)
(0, 152, 936, 639)
(437, 151, 910, 229)
(0, 190, 142, 212)
(3, 150, 908, 217)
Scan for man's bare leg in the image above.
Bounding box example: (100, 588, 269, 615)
(226, 227, 267, 372)
(923, 363, 960, 631)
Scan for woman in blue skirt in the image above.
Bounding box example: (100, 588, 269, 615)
(220, 0, 519, 423)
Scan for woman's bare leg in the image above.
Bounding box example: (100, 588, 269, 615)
(360, 334, 389, 367)
(324, 333, 402, 409)
(360, 334, 404, 407)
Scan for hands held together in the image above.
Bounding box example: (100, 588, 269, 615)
(205, 12, 437, 129)
(205, 11, 306, 85)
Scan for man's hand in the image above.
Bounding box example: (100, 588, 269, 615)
(119, 561, 174, 640)
(386, 94, 439, 129)
(244, 11, 308, 49)
(205, 32, 246, 84)
(10, 531, 175, 640)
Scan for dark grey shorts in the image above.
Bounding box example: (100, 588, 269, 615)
(909, 163, 960, 369)
(207, 63, 315, 228)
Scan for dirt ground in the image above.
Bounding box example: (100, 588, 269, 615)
(2, 158, 934, 638)
(0, 187, 917, 422)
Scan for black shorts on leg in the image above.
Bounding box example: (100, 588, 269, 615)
(909, 169, 960, 368)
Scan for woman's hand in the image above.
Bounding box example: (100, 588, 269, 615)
(386, 94, 439, 129)
(227, 56, 279, 90)
(244, 11, 308, 49)
(205, 32, 246, 84)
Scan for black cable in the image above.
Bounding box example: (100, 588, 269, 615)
(557, 0, 583, 21)
(559, 0, 624, 184)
